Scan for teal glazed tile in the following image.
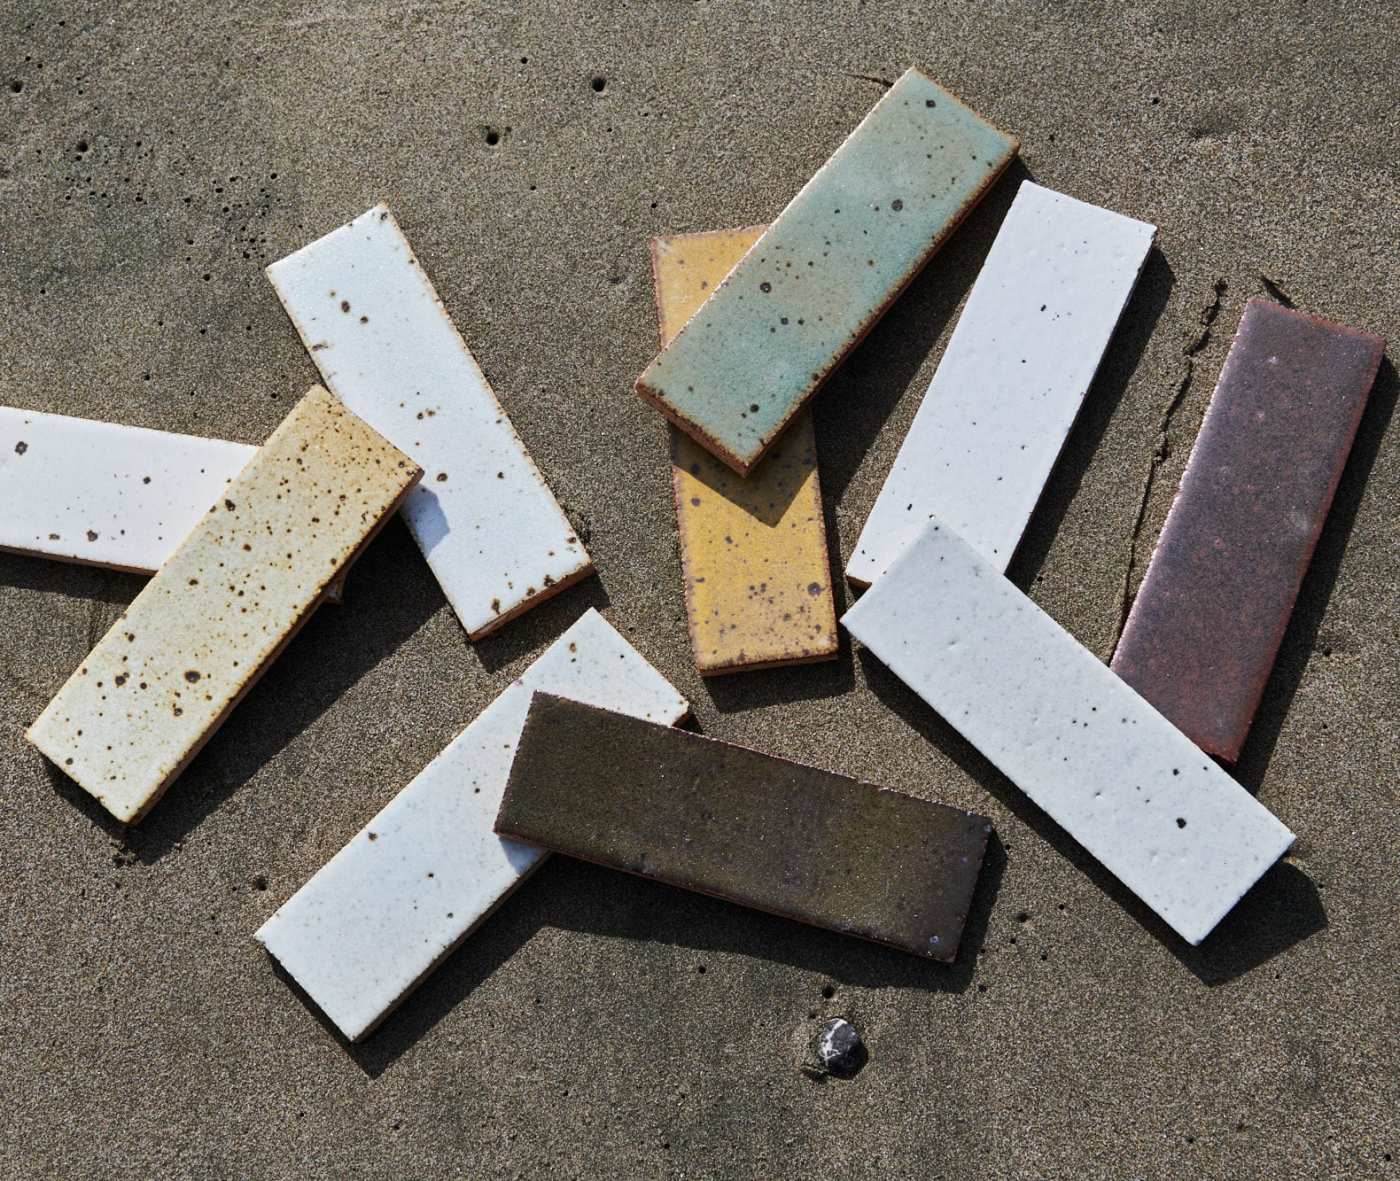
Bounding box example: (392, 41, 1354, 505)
(635, 67, 1018, 475)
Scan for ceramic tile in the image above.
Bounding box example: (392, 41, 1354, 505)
(1112, 298, 1385, 761)
(841, 519, 1295, 946)
(635, 67, 1018, 475)
(0, 407, 255, 573)
(847, 182, 1156, 584)
(496, 694, 992, 961)
(266, 204, 592, 639)
(651, 227, 838, 674)
(26, 387, 420, 824)
(255, 609, 688, 1042)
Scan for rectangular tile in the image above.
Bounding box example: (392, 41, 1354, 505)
(255, 609, 689, 1042)
(26, 386, 420, 824)
(0, 407, 255, 573)
(847, 181, 1156, 585)
(266, 204, 593, 639)
(495, 694, 992, 961)
(635, 67, 1018, 475)
(1112, 298, 1385, 761)
(651, 227, 838, 674)
(841, 519, 1294, 946)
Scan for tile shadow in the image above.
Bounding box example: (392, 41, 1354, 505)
(855, 647, 1326, 987)
(1233, 354, 1396, 791)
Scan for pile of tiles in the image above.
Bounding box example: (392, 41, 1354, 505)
(1, 68, 1385, 1044)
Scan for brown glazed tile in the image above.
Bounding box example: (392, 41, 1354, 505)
(1112, 297, 1385, 762)
(495, 694, 992, 961)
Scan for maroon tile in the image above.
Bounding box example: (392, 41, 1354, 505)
(1112, 297, 1385, 762)
(495, 694, 992, 961)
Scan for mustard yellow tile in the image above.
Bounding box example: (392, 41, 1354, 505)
(650, 228, 838, 675)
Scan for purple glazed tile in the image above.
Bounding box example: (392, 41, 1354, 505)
(1112, 298, 1385, 762)
(495, 694, 992, 961)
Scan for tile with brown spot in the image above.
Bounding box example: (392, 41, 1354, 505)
(26, 386, 421, 824)
(634, 67, 1018, 475)
(1112, 298, 1385, 762)
(495, 694, 992, 960)
(0, 407, 351, 602)
(651, 227, 838, 675)
(266, 204, 592, 639)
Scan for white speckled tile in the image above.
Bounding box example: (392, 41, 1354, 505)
(0, 406, 255, 573)
(255, 608, 689, 1042)
(266, 205, 593, 639)
(847, 182, 1156, 585)
(634, 66, 1018, 475)
(26, 387, 421, 824)
(841, 520, 1294, 946)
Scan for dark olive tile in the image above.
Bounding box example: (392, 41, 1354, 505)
(495, 693, 991, 960)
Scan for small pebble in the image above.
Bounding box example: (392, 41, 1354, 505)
(813, 1017, 865, 1077)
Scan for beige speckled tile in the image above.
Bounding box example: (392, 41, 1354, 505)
(26, 386, 422, 824)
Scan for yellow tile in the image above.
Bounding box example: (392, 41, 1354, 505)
(650, 228, 838, 675)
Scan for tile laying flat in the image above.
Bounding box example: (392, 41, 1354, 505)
(0, 407, 255, 573)
(847, 182, 1156, 585)
(1112, 299, 1385, 761)
(496, 694, 992, 961)
(256, 609, 689, 1042)
(651, 227, 838, 674)
(842, 520, 1294, 946)
(266, 204, 592, 639)
(635, 67, 1018, 475)
(27, 386, 420, 824)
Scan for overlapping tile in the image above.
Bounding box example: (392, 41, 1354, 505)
(847, 181, 1156, 584)
(842, 519, 1294, 946)
(256, 609, 688, 1042)
(0, 407, 255, 574)
(1112, 298, 1385, 761)
(495, 694, 992, 960)
(651, 227, 838, 674)
(267, 204, 592, 639)
(635, 67, 1018, 475)
(27, 386, 421, 824)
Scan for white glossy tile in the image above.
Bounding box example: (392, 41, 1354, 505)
(266, 205, 593, 639)
(841, 519, 1294, 946)
(27, 387, 421, 824)
(847, 182, 1156, 585)
(255, 608, 689, 1042)
(0, 407, 254, 573)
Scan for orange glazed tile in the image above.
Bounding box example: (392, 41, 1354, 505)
(651, 227, 838, 675)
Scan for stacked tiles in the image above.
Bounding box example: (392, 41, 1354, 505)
(257, 610, 688, 1041)
(651, 227, 838, 674)
(267, 205, 593, 640)
(636, 67, 1018, 474)
(27, 387, 420, 823)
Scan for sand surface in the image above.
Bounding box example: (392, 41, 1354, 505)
(1, 2, 1396, 1177)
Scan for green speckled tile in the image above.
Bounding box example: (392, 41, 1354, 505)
(635, 67, 1018, 475)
